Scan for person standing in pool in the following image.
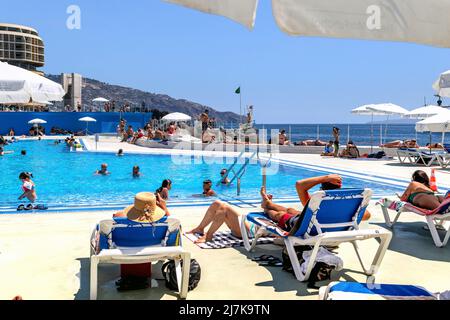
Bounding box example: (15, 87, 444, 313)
(95, 163, 111, 176)
(332, 127, 340, 158)
(18, 172, 37, 203)
(202, 180, 216, 197)
(132, 166, 142, 178)
(156, 179, 172, 200)
(220, 169, 230, 185)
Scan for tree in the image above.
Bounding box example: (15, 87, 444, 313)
(151, 109, 169, 120)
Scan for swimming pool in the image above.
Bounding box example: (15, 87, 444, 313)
(0, 140, 405, 213)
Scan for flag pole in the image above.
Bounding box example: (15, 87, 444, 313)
(240, 86, 242, 125)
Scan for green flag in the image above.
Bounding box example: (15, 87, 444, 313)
(235, 87, 241, 94)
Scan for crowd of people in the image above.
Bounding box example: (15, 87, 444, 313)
(117, 119, 184, 145)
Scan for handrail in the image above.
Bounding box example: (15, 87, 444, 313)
(216, 150, 246, 186)
(228, 152, 256, 186)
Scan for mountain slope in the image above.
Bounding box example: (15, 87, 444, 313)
(47, 75, 241, 123)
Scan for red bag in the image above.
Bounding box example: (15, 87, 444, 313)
(120, 263, 152, 278)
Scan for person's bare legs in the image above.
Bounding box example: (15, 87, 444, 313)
(187, 200, 223, 235)
(261, 187, 299, 214)
(195, 202, 241, 243)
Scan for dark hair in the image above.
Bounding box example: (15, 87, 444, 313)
(412, 170, 430, 188)
(19, 172, 33, 180)
(203, 180, 212, 185)
(321, 182, 341, 191)
(21, 150, 26, 155)
(156, 179, 172, 194)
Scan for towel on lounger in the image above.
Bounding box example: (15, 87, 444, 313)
(379, 198, 450, 216)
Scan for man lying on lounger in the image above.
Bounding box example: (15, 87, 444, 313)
(381, 140, 419, 149)
(261, 174, 371, 233)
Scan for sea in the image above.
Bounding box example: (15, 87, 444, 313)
(254, 124, 447, 147)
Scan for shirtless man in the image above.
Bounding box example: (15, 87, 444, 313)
(381, 139, 419, 149)
(200, 110, 210, 143)
(261, 174, 370, 232)
(333, 127, 340, 157)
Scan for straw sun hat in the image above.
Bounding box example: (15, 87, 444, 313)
(123, 192, 166, 223)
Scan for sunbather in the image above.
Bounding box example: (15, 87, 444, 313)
(340, 141, 361, 158)
(262, 174, 371, 232)
(321, 141, 335, 156)
(426, 143, 444, 149)
(187, 200, 258, 243)
(399, 170, 444, 210)
(382, 139, 419, 149)
(296, 139, 327, 147)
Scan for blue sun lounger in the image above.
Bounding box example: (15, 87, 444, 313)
(90, 217, 191, 300)
(319, 282, 438, 300)
(240, 189, 392, 282)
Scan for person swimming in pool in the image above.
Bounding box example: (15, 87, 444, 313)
(156, 179, 172, 200)
(202, 180, 216, 197)
(117, 149, 124, 156)
(132, 166, 142, 178)
(399, 170, 444, 210)
(18, 172, 37, 203)
(187, 200, 259, 244)
(220, 169, 230, 185)
(95, 163, 111, 176)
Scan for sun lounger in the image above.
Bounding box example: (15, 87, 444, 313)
(396, 148, 440, 166)
(89, 217, 191, 300)
(319, 282, 437, 300)
(377, 198, 450, 248)
(240, 189, 392, 282)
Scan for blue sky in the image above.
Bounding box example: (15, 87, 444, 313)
(2, 0, 450, 123)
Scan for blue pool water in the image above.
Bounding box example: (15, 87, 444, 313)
(0, 140, 404, 212)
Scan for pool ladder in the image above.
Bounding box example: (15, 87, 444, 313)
(220, 150, 257, 196)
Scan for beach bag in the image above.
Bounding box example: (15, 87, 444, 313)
(116, 264, 152, 292)
(161, 259, 201, 291)
(281, 246, 337, 289)
(368, 151, 386, 159)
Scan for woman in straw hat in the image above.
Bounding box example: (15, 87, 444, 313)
(114, 192, 169, 222)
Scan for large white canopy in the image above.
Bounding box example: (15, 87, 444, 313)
(403, 105, 446, 120)
(433, 70, 450, 98)
(0, 62, 65, 104)
(162, 112, 192, 122)
(165, 0, 450, 48)
(416, 109, 450, 133)
(166, 0, 258, 29)
(366, 103, 408, 116)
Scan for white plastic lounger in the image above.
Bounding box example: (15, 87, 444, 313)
(90, 217, 191, 300)
(378, 198, 450, 248)
(319, 282, 438, 300)
(240, 189, 392, 282)
(396, 149, 440, 167)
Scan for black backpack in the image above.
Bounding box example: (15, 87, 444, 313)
(161, 259, 201, 291)
(282, 246, 335, 289)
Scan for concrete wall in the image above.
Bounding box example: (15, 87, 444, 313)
(0, 112, 152, 135)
